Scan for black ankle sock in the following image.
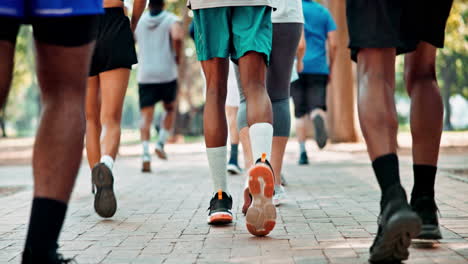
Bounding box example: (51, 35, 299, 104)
(228, 144, 239, 165)
(372, 154, 401, 196)
(24, 198, 67, 256)
(412, 164, 437, 199)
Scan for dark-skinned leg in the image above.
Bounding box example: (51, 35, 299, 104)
(238, 52, 272, 128)
(358, 48, 422, 262)
(25, 40, 95, 260)
(405, 42, 443, 239)
(202, 58, 229, 192)
(202, 58, 229, 148)
(357, 48, 398, 162)
(0, 41, 15, 109)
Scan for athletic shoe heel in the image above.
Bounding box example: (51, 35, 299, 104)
(246, 154, 276, 236)
(92, 163, 117, 218)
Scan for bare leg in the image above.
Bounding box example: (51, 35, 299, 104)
(226, 106, 240, 144)
(140, 106, 155, 141)
(239, 127, 253, 170)
(162, 101, 176, 131)
(296, 116, 307, 143)
(34, 41, 95, 202)
(357, 48, 398, 160)
(85, 76, 101, 168)
(238, 52, 272, 126)
(404, 42, 442, 166)
(99, 68, 130, 159)
(404, 42, 443, 239)
(0, 41, 15, 109)
(202, 58, 229, 148)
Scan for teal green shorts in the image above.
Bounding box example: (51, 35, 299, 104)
(193, 6, 272, 65)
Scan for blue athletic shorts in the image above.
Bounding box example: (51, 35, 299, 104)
(0, 0, 103, 18)
(0, 1, 103, 46)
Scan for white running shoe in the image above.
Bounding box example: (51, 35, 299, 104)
(227, 163, 242, 175)
(273, 185, 287, 206)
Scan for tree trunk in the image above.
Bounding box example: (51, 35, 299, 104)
(325, 0, 359, 142)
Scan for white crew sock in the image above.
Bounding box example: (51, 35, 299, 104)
(158, 128, 170, 146)
(100, 155, 114, 171)
(249, 123, 273, 161)
(142, 141, 150, 155)
(206, 146, 228, 193)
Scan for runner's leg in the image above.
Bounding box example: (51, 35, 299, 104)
(26, 39, 95, 262)
(405, 42, 443, 239)
(0, 41, 15, 108)
(85, 76, 101, 168)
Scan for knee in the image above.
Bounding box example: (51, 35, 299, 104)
(101, 112, 122, 128)
(243, 80, 264, 96)
(404, 64, 437, 95)
(164, 102, 176, 112)
(206, 85, 227, 104)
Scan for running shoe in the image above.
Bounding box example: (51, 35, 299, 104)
(246, 153, 277, 236)
(273, 185, 287, 206)
(22, 248, 76, 264)
(298, 151, 309, 165)
(369, 185, 421, 263)
(155, 142, 167, 160)
(227, 163, 242, 175)
(92, 163, 117, 218)
(313, 114, 328, 149)
(281, 173, 288, 186)
(411, 196, 442, 240)
(142, 154, 151, 173)
(207, 190, 233, 225)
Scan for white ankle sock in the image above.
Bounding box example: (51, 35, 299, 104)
(100, 155, 114, 170)
(158, 128, 170, 145)
(206, 146, 228, 193)
(249, 123, 273, 161)
(142, 141, 149, 155)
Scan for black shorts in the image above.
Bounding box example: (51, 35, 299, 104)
(347, 0, 454, 61)
(291, 74, 328, 118)
(89, 8, 137, 76)
(0, 15, 99, 46)
(139, 80, 178, 109)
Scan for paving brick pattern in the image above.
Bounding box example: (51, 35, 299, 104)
(1, 142, 468, 263)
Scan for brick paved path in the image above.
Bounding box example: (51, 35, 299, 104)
(1, 142, 468, 263)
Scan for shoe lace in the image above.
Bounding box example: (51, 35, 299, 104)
(207, 192, 232, 211)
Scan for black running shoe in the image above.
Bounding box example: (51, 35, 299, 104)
(411, 196, 442, 240)
(207, 190, 233, 225)
(369, 185, 422, 263)
(298, 152, 309, 165)
(313, 114, 328, 149)
(92, 163, 117, 218)
(22, 248, 77, 264)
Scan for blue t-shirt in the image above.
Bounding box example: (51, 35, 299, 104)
(0, 0, 103, 18)
(302, 0, 337, 75)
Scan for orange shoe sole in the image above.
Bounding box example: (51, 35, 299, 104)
(246, 163, 276, 236)
(208, 213, 233, 225)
